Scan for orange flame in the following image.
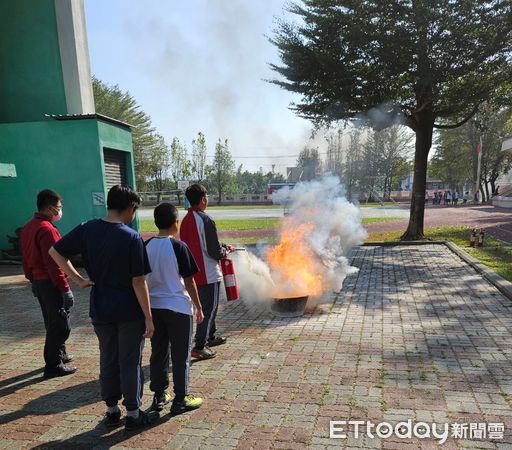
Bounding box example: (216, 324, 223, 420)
(267, 218, 323, 298)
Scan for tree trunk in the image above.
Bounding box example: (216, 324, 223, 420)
(484, 181, 490, 202)
(478, 185, 484, 203)
(401, 110, 435, 240)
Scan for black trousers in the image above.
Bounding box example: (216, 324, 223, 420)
(195, 282, 220, 349)
(93, 319, 145, 411)
(150, 309, 192, 400)
(31, 280, 70, 370)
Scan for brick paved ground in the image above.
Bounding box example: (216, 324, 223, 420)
(1, 244, 512, 449)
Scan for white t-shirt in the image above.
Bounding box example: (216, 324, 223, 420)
(145, 237, 199, 316)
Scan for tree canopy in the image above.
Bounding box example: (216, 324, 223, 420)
(432, 104, 512, 200)
(271, 0, 512, 238)
(92, 77, 164, 191)
(297, 146, 322, 180)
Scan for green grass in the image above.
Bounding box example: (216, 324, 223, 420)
(214, 218, 280, 231)
(361, 217, 401, 224)
(140, 217, 280, 233)
(368, 225, 512, 283)
(141, 216, 396, 233)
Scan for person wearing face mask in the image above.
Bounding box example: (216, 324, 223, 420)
(20, 189, 77, 377)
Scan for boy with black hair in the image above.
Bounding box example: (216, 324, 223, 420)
(180, 183, 233, 360)
(49, 185, 158, 430)
(145, 203, 204, 413)
(21, 189, 77, 378)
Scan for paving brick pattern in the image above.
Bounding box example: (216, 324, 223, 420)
(1, 244, 512, 449)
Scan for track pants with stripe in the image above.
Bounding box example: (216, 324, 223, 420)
(195, 282, 220, 349)
(93, 319, 145, 411)
(150, 309, 192, 400)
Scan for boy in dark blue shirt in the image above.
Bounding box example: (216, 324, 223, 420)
(49, 185, 158, 430)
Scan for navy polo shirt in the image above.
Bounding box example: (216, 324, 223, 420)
(53, 219, 151, 323)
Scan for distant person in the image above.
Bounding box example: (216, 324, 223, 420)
(453, 191, 459, 206)
(425, 191, 429, 204)
(21, 189, 77, 378)
(180, 183, 233, 360)
(433, 192, 438, 205)
(445, 190, 451, 206)
(145, 203, 204, 414)
(438, 191, 443, 205)
(463, 191, 469, 204)
(49, 185, 158, 430)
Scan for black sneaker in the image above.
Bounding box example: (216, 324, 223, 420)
(207, 336, 227, 347)
(151, 391, 172, 412)
(191, 347, 216, 360)
(125, 410, 159, 431)
(44, 365, 77, 378)
(104, 409, 122, 428)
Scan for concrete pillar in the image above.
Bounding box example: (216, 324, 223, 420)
(54, 0, 95, 115)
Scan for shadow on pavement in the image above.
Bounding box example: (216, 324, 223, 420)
(0, 367, 45, 398)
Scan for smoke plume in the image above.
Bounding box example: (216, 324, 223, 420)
(233, 175, 367, 303)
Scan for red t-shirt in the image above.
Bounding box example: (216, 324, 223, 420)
(21, 213, 69, 292)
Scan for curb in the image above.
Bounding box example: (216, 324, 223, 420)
(364, 240, 512, 302)
(443, 240, 512, 302)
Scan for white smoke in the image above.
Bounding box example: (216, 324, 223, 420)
(233, 175, 367, 303)
(231, 249, 275, 303)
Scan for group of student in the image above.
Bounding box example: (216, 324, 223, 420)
(20, 183, 230, 431)
(426, 190, 469, 206)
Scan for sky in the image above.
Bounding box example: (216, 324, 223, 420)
(84, 0, 327, 175)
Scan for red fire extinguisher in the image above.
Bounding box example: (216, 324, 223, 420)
(478, 229, 485, 247)
(221, 258, 239, 301)
(469, 229, 477, 247)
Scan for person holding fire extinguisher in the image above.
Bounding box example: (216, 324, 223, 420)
(180, 183, 234, 360)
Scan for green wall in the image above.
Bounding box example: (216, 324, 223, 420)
(0, 0, 67, 122)
(0, 118, 136, 249)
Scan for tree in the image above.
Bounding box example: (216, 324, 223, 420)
(169, 137, 191, 185)
(191, 132, 207, 182)
(235, 167, 286, 194)
(360, 131, 384, 199)
(92, 77, 160, 191)
(270, 1, 512, 239)
(375, 126, 413, 199)
(433, 104, 512, 201)
(343, 127, 362, 201)
(297, 147, 321, 181)
(207, 139, 235, 204)
(472, 106, 512, 201)
(147, 134, 171, 202)
(431, 128, 474, 193)
(324, 128, 344, 180)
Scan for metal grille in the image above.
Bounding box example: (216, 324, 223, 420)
(103, 149, 127, 190)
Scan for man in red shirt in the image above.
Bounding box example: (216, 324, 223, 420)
(21, 189, 79, 377)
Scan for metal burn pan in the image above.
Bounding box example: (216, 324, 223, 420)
(271, 295, 308, 317)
